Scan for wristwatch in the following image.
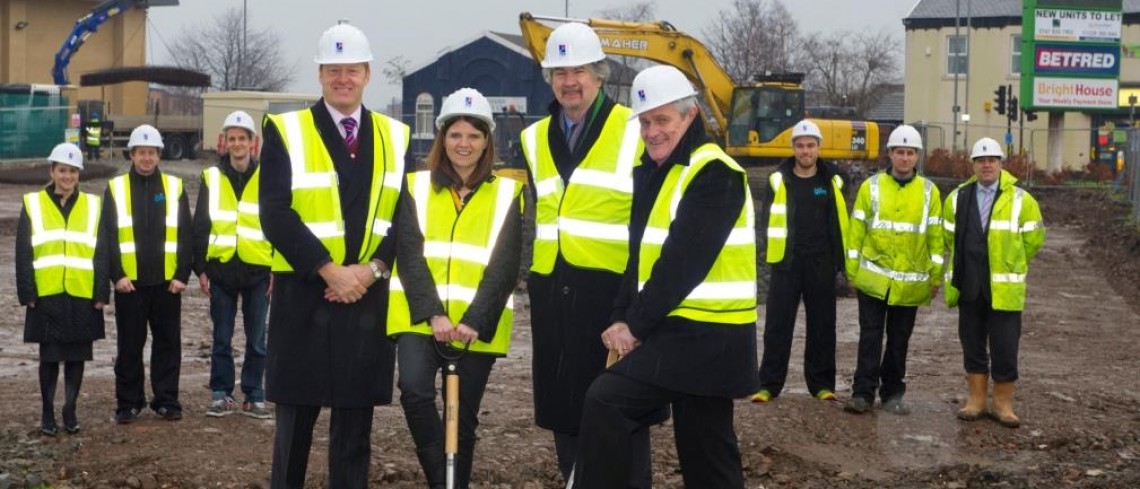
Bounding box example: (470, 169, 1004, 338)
(368, 260, 390, 280)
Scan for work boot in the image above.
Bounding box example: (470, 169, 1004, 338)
(957, 374, 988, 421)
(814, 389, 838, 401)
(881, 396, 911, 415)
(844, 396, 871, 414)
(750, 389, 773, 403)
(991, 382, 1020, 428)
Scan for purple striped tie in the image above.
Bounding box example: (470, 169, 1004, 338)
(341, 117, 357, 149)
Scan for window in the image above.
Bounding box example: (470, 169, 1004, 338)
(1011, 35, 1022, 75)
(947, 35, 968, 76)
(414, 93, 434, 138)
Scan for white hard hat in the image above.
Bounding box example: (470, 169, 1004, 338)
(314, 23, 373, 64)
(127, 124, 164, 150)
(436, 88, 496, 132)
(221, 110, 257, 134)
(791, 120, 823, 144)
(47, 142, 84, 170)
(629, 65, 697, 118)
(541, 22, 606, 68)
(971, 137, 1005, 160)
(887, 124, 923, 150)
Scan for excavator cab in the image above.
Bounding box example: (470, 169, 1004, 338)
(728, 86, 805, 148)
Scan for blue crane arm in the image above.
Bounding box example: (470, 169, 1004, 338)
(52, 0, 142, 85)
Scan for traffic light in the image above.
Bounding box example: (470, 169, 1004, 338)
(1008, 95, 1019, 121)
(994, 85, 1007, 115)
(1025, 111, 1038, 122)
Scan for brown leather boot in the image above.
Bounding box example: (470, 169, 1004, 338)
(957, 373, 988, 421)
(991, 382, 1020, 428)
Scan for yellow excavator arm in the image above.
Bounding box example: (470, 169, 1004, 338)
(519, 12, 734, 139)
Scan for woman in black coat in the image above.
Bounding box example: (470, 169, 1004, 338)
(15, 143, 110, 436)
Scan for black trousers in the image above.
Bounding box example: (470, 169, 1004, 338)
(852, 292, 917, 402)
(396, 334, 495, 489)
(574, 373, 743, 489)
(113, 285, 182, 411)
(759, 255, 837, 397)
(271, 404, 374, 489)
(554, 428, 653, 489)
(958, 299, 1022, 382)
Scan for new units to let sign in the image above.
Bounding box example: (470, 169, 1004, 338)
(1022, 0, 1123, 111)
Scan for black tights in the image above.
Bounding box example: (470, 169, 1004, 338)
(39, 361, 85, 429)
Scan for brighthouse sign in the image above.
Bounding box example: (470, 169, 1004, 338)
(1022, 0, 1123, 111)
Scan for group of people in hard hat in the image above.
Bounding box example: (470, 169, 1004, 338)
(754, 120, 1045, 432)
(15, 18, 1046, 489)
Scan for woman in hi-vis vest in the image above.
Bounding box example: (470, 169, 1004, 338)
(387, 88, 522, 489)
(15, 143, 110, 436)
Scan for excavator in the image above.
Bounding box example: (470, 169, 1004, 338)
(519, 12, 882, 163)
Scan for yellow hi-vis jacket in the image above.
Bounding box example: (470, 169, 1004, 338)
(942, 170, 1045, 311)
(638, 143, 757, 324)
(23, 190, 101, 299)
(264, 110, 407, 272)
(765, 169, 849, 263)
(109, 173, 182, 281)
(521, 105, 643, 274)
(387, 172, 523, 355)
(202, 166, 273, 266)
(846, 172, 943, 306)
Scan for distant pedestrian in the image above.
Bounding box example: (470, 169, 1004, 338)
(844, 125, 942, 416)
(192, 111, 273, 420)
(753, 120, 848, 404)
(16, 143, 109, 436)
(943, 137, 1045, 428)
(102, 124, 193, 424)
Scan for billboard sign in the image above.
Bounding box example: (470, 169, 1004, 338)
(1034, 43, 1120, 76)
(1034, 9, 1122, 43)
(1032, 77, 1118, 109)
(1022, 0, 1123, 111)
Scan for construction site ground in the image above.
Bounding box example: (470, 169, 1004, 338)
(0, 159, 1138, 489)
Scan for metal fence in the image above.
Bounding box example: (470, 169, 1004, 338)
(0, 106, 70, 160)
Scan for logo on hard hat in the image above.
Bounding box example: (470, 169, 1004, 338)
(903, 137, 908, 143)
(143, 133, 149, 140)
(237, 116, 243, 122)
(464, 96, 473, 107)
(558, 44, 568, 57)
(637, 89, 646, 102)
(335, 41, 344, 53)
(68, 152, 74, 159)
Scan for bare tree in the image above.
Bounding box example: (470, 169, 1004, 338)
(799, 29, 901, 116)
(168, 8, 294, 92)
(702, 0, 800, 84)
(594, 2, 657, 101)
(380, 56, 411, 86)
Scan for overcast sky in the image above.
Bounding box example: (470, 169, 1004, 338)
(146, 0, 920, 108)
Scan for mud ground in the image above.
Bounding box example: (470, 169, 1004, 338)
(1, 159, 1138, 488)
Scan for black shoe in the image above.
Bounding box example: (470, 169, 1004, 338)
(881, 396, 911, 415)
(115, 408, 140, 425)
(155, 406, 182, 421)
(64, 423, 81, 434)
(844, 396, 872, 414)
(40, 423, 59, 437)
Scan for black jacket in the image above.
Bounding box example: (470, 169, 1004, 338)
(395, 175, 522, 345)
(101, 167, 193, 286)
(17, 186, 110, 344)
(761, 157, 847, 271)
(259, 101, 404, 407)
(191, 155, 270, 289)
(609, 116, 759, 399)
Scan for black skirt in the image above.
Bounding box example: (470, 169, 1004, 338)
(40, 342, 94, 363)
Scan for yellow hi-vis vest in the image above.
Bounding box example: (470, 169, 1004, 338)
(86, 126, 101, 147)
(765, 170, 849, 263)
(23, 190, 101, 299)
(265, 109, 408, 272)
(109, 173, 182, 281)
(637, 143, 757, 324)
(845, 172, 943, 306)
(942, 170, 1045, 311)
(387, 172, 523, 355)
(521, 105, 643, 274)
(202, 165, 273, 266)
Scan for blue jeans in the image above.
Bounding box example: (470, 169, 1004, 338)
(209, 278, 269, 402)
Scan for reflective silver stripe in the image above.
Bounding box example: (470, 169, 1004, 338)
(212, 210, 237, 222)
(389, 276, 405, 291)
(641, 227, 669, 245)
(949, 189, 960, 214)
(943, 221, 956, 233)
(523, 126, 539, 177)
(931, 254, 945, 265)
(993, 273, 1026, 283)
(282, 112, 308, 186)
(832, 174, 844, 189)
(637, 280, 756, 299)
(206, 168, 237, 223)
(768, 228, 788, 238)
(724, 227, 755, 246)
(847, 249, 860, 259)
(534, 176, 561, 198)
(614, 117, 641, 177)
(413, 172, 431, 233)
(292, 172, 338, 189)
(112, 178, 132, 227)
(1010, 187, 1023, 233)
(926, 216, 941, 227)
(668, 164, 693, 218)
(1021, 221, 1040, 232)
(769, 171, 784, 190)
(85, 195, 100, 241)
(989, 220, 1015, 231)
(120, 242, 136, 253)
(568, 169, 632, 193)
(33, 255, 94, 270)
(388, 121, 409, 177)
(236, 226, 264, 241)
(164, 176, 181, 227)
(485, 178, 518, 255)
(424, 241, 491, 266)
(383, 170, 402, 190)
(859, 259, 929, 282)
(559, 217, 629, 241)
(164, 242, 178, 253)
(852, 209, 867, 221)
(918, 180, 933, 234)
(238, 201, 259, 214)
(63, 230, 97, 248)
(30, 230, 65, 247)
(535, 224, 557, 240)
(210, 234, 237, 247)
(306, 222, 343, 238)
(26, 195, 46, 240)
(372, 219, 391, 237)
(870, 220, 922, 233)
(867, 175, 931, 234)
(769, 204, 787, 215)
